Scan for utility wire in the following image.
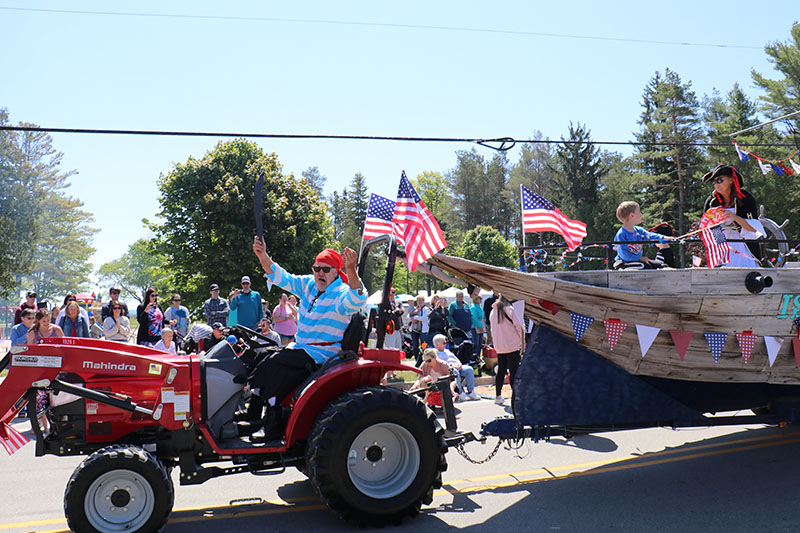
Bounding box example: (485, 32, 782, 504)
(2, 125, 798, 151)
(0, 6, 762, 50)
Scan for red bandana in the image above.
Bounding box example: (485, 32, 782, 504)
(314, 248, 348, 284)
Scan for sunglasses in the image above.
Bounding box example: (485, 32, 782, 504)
(312, 265, 333, 274)
(241, 282, 250, 285)
(713, 177, 728, 184)
(112, 306, 122, 310)
(423, 358, 433, 362)
(172, 299, 181, 302)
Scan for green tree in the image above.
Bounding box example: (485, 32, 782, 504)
(150, 139, 334, 315)
(550, 123, 608, 242)
(412, 171, 456, 238)
(752, 23, 800, 129)
(301, 166, 327, 197)
(455, 225, 517, 269)
(26, 192, 97, 301)
(97, 238, 170, 304)
(0, 109, 37, 295)
(448, 149, 487, 235)
(634, 69, 705, 259)
(702, 85, 798, 235)
(3, 114, 97, 301)
(508, 132, 557, 246)
(341, 172, 369, 250)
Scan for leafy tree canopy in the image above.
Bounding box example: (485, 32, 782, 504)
(97, 238, 170, 305)
(150, 139, 334, 315)
(455, 225, 517, 269)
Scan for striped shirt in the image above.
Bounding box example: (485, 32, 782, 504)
(264, 263, 368, 364)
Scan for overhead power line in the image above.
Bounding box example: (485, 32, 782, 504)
(1, 125, 797, 152)
(0, 6, 762, 50)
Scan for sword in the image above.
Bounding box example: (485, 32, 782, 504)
(254, 172, 264, 241)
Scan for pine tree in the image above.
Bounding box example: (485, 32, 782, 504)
(752, 23, 800, 130)
(634, 69, 705, 261)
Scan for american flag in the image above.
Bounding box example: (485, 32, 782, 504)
(0, 422, 30, 456)
(362, 193, 395, 240)
(701, 224, 730, 268)
(392, 171, 447, 272)
(520, 185, 587, 251)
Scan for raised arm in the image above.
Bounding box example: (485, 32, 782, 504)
(342, 247, 364, 294)
(253, 236, 275, 275)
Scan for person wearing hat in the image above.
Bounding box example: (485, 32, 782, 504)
(202, 322, 226, 352)
(101, 287, 129, 322)
(701, 164, 761, 267)
(230, 275, 263, 329)
(203, 283, 230, 326)
(247, 236, 367, 442)
(13, 291, 37, 325)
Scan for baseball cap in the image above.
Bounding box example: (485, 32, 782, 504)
(212, 322, 224, 330)
(26, 291, 37, 298)
(210, 283, 220, 291)
(241, 276, 251, 283)
(109, 287, 120, 294)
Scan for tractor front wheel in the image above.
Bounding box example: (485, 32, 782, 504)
(306, 386, 447, 526)
(64, 445, 174, 533)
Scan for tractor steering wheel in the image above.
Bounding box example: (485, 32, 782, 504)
(230, 324, 280, 349)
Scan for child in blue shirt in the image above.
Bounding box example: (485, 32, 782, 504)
(614, 201, 674, 269)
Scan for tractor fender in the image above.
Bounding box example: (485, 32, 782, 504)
(284, 360, 420, 447)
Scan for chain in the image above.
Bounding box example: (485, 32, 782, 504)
(455, 439, 502, 464)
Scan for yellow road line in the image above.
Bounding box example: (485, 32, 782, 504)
(2, 430, 797, 531)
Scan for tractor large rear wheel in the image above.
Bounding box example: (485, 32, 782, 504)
(64, 445, 174, 532)
(306, 386, 447, 526)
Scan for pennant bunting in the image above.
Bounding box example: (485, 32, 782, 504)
(0, 422, 30, 456)
(670, 330, 694, 360)
(791, 159, 800, 175)
(779, 163, 793, 176)
(704, 332, 728, 363)
(537, 300, 562, 315)
(793, 338, 800, 368)
(636, 324, 660, 358)
(736, 331, 758, 364)
(604, 319, 627, 351)
(734, 143, 749, 161)
(764, 336, 784, 367)
(570, 312, 594, 342)
(769, 163, 784, 175)
(756, 158, 771, 175)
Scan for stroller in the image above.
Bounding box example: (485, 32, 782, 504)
(447, 326, 482, 375)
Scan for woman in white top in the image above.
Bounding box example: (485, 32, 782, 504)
(103, 302, 131, 342)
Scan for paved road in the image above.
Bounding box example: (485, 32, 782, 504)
(1, 398, 799, 532)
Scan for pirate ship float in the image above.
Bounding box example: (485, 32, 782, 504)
(426, 253, 800, 430)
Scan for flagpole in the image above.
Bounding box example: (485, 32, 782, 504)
(729, 109, 800, 137)
(676, 222, 724, 240)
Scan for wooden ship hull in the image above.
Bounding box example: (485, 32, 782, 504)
(428, 254, 800, 425)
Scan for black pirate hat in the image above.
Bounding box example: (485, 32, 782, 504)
(702, 164, 745, 199)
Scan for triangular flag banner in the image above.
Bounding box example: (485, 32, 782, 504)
(604, 319, 627, 351)
(764, 336, 784, 367)
(757, 158, 771, 175)
(669, 330, 694, 360)
(790, 159, 800, 175)
(793, 338, 800, 368)
(636, 324, 660, 358)
(736, 331, 758, 364)
(779, 163, 793, 176)
(734, 143, 749, 161)
(704, 332, 728, 363)
(570, 312, 594, 342)
(537, 300, 562, 315)
(769, 163, 784, 175)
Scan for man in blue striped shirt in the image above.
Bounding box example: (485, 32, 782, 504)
(247, 236, 367, 442)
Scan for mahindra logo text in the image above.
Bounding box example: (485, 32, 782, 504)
(82, 361, 137, 372)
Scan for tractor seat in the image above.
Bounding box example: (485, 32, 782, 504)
(291, 350, 359, 403)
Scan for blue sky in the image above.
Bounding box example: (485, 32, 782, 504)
(1, 1, 796, 279)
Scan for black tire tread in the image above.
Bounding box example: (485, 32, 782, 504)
(64, 444, 174, 533)
(306, 386, 447, 526)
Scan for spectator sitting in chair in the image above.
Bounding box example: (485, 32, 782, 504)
(432, 333, 478, 402)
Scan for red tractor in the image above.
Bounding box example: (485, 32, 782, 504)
(0, 237, 451, 532)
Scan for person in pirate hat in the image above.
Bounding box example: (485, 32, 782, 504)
(701, 164, 761, 266)
(245, 237, 367, 442)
